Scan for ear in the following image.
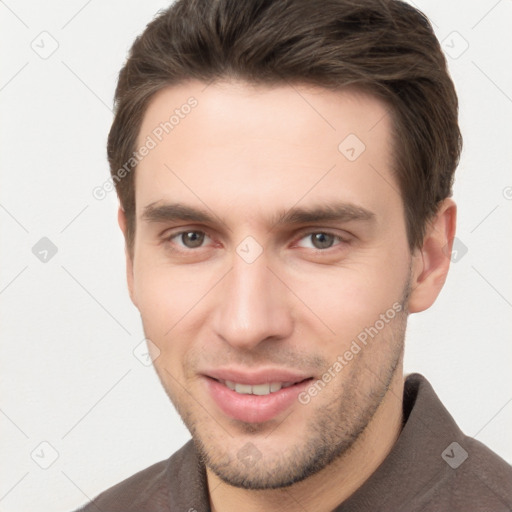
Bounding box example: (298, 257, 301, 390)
(408, 198, 457, 313)
(118, 206, 137, 307)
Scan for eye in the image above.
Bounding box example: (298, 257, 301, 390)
(296, 232, 344, 250)
(166, 230, 211, 249)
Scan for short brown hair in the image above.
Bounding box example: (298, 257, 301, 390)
(108, 0, 462, 254)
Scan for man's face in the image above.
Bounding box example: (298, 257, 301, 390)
(127, 80, 413, 488)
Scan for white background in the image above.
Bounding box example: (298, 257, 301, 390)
(1, 1, 511, 510)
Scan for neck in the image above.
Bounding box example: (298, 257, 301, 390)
(207, 366, 405, 512)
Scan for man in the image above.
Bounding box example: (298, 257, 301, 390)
(77, 0, 512, 510)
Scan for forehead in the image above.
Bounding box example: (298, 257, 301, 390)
(134, 80, 400, 225)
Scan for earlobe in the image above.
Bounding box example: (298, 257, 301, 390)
(408, 199, 457, 313)
(118, 206, 137, 307)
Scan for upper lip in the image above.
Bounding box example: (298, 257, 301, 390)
(204, 367, 312, 385)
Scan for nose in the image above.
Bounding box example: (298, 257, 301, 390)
(211, 251, 294, 351)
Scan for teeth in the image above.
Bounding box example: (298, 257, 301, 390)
(235, 383, 252, 394)
(270, 382, 282, 392)
(252, 383, 270, 395)
(221, 380, 294, 395)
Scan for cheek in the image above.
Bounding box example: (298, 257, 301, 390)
(132, 256, 186, 337)
(134, 268, 190, 380)
(290, 253, 409, 344)
(132, 256, 220, 352)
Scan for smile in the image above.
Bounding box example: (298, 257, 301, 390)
(205, 375, 314, 423)
(217, 379, 297, 395)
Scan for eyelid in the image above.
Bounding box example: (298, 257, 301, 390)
(161, 225, 210, 238)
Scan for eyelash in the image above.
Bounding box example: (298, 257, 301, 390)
(161, 229, 349, 253)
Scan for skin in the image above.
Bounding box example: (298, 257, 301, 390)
(118, 80, 456, 512)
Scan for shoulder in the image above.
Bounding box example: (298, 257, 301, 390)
(448, 434, 512, 507)
(405, 374, 512, 510)
(416, 435, 512, 511)
(73, 441, 198, 512)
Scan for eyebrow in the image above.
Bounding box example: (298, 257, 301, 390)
(141, 201, 375, 229)
(142, 202, 216, 224)
(270, 203, 375, 228)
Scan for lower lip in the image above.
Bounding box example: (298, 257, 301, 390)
(205, 377, 312, 423)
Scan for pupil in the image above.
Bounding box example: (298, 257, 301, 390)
(313, 233, 333, 249)
(183, 231, 204, 248)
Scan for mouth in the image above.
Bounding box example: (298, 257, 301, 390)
(215, 378, 310, 395)
(203, 371, 314, 423)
